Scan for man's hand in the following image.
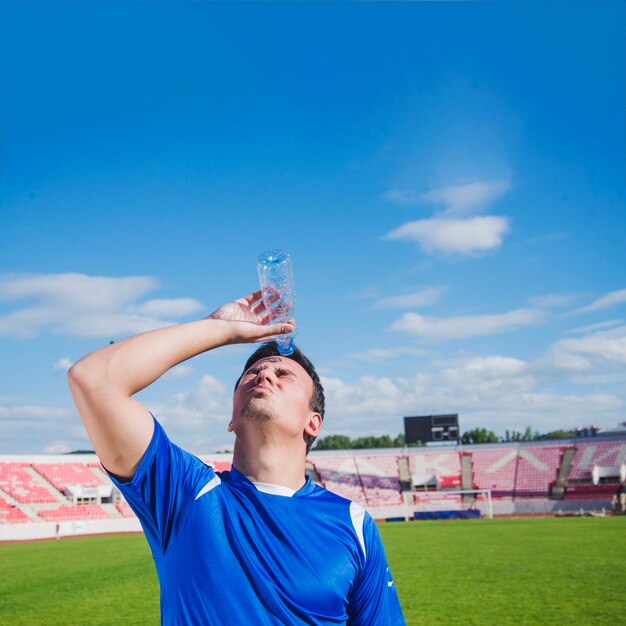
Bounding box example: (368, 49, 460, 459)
(208, 289, 294, 344)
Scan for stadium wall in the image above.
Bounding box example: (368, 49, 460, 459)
(0, 518, 142, 542)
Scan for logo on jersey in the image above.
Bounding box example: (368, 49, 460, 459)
(386, 567, 395, 588)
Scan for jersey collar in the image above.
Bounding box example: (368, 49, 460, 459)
(229, 465, 315, 498)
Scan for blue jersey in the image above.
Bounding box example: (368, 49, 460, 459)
(109, 418, 406, 625)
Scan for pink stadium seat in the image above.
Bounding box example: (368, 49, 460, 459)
(0, 463, 57, 503)
(354, 456, 402, 505)
(38, 503, 110, 521)
(409, 451, 461, 478)
(569, 441, 626, 482)
(32, 463, 106, 492)
(313, 457, 368, 505)
(514, 447, 563, 498)
(0, 496, 30, 523)
(470, 448, 517, 498)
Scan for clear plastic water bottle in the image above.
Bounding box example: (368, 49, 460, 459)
(257, 250, 296, 355)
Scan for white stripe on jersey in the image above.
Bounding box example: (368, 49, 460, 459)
(349, 502, 366, 561)
(195, 475, 222, 500)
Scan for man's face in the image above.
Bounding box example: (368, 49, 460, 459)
(230, 356, 320, 443)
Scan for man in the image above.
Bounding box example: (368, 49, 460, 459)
(68, 289, 405, 625)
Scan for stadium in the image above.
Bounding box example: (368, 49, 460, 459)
(2, 1, 624, 624)
(2, 429, 625, 624)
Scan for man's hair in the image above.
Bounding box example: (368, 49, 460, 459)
(234, 342, 325, 454)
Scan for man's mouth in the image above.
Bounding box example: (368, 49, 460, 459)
(250, 384, 272, 394)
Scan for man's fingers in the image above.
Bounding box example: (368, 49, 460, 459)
(268, 322, 294, 336)
(252, 300, 267, 315)
(251, 325, 294, 343)
(242, 289, 262, 304)
(251, 321, 294, 338)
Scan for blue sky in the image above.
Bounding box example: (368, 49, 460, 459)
(1, 0, 624, 454)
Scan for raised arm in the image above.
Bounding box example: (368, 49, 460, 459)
(67, 290, 292, 479)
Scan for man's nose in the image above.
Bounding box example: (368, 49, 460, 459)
(255, 367, 275, 385)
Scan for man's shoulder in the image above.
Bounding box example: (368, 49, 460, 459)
(307, 486, 371, 560)
(305, 485, 369, 528)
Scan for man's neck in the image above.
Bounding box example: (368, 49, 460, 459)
(232, 438, 307, 492)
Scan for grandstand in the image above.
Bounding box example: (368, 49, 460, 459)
(32, 462, 106, 492)
(0, 462, 58, 503)
(1, 437, 625, 541)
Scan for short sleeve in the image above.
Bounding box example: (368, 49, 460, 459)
(347, 513, 406, 625)
(106, 415, 213, 557)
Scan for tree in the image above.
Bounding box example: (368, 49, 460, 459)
(352, 435, 395, 449)
(541, 429, 575, 440)
(313, 433, 407, 450)
(503, 426, 541, 442)
(392, 433, 405, 447)
(313, 435, 353, 450)
(461, 428, 499, 444)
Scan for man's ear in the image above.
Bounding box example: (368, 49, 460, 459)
(304, 413, 322, 438)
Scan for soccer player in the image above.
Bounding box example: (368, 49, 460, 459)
(68, 290, 405, 625)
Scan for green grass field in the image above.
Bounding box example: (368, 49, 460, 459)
(1, 517, 625, 625)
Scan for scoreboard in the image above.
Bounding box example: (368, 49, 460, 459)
(404, 414, 459, 444)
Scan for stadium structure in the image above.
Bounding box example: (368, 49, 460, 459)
(1, 435, 625, 542)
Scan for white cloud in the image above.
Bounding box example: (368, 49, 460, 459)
(0, 373, 233, 454)
(384, 216, 510, 255)
(438, 356, 535, 400)
(321, 357, 623, 437)
(420, 180, 510, 216)
(566, 320, 623, 335)
(382, 180, 510, 216)
(57, 313, 177, 338)
(2, 348, 624, 453)
(44, 441, 73, 454)
(375, 287, 446, 309)
(575, 288, 626, 314)
(53, 357, 74, 371)
(321, 375, 404, 425)
(569, 372, 626, 386)
(149, 374, 233, 452)
(457, 355, 528, 377)
(390, 308, 544, 341)
(163, 364, 194, 380)
(348, 346, 430, 361)
(546, 352, 592, 371)
(130, 298, 204, 317)
(0, 273, 204, 339)
(529, 293, 581, 309)
(0, 403, 90, 454)
(0, 273, 156, 309)
(0, 404, 73, 419)
(550, 325, 626, 368)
